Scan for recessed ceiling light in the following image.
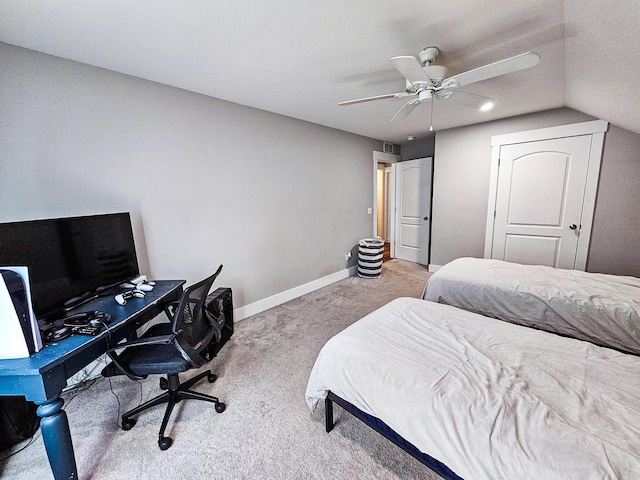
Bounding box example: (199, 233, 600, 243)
(407, 136, 415, 141)
(480, 101, 495, 111)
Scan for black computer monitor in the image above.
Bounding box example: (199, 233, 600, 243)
(0, 212, 139, 320)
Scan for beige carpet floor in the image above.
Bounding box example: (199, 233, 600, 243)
(1, 259, 444, 480)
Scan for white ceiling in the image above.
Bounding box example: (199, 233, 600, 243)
(1, 0, 639, 144)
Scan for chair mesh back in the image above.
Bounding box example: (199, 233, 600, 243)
(177, 280, 211, 350)
(172, 266, 223, 366)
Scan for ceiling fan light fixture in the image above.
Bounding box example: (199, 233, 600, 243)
(418, 90, 433, 102)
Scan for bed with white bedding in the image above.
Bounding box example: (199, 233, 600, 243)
(423, 257, 640, 355)
(306, 297, 640, 479)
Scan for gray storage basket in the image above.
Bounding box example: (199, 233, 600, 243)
(357, 238, 385, 278)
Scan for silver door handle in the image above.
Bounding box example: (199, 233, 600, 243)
(569, 224, 578, 230)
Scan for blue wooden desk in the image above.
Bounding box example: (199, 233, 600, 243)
(0, 279, 185, 480)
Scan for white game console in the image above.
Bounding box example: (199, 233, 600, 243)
(0, 267, 42, 359)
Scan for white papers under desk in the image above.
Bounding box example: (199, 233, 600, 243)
(306, 297, 640, 479)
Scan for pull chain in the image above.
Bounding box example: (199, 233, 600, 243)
(429, 97, 434, 132)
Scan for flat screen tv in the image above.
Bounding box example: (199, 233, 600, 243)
(0, 212, 139, 321)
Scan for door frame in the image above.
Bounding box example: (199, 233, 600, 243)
(484, 119, 608, 269)
(373, 151, 400, 258)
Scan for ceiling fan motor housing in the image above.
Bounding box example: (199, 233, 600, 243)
(424, 65, 448, 82)
(417, 47, 448, 84)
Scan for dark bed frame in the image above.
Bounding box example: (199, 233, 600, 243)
(325, 391, 462, 480)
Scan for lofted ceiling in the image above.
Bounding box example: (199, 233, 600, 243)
(1, 0, 639, 144)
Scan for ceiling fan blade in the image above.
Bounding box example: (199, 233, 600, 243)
(444, 52, 540, 88)
(390, 98, 421, 122)
(339, 92, 410, 106)
(440, 90, 495, 110)
(390, 56, 431, 85)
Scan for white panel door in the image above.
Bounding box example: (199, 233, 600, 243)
(492, 135, 592, 268)
(395, 157, 432, 265)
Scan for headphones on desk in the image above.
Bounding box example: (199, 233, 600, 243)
(63, 311, 112, 328)
(41, 311, 112, 343)
(42, 324, 73, 342)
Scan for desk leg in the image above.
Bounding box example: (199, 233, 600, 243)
(36, 398, 78, 480)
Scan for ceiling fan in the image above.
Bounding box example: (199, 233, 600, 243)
(339, 47, 540, 127)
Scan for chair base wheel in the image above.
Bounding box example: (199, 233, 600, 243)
(215, 402, 226, 413)
(158, 436, 173, 450)
(207, 373, 217, 383)
(122, 418, 137, 431)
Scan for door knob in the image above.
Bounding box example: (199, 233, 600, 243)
(423, 217, 429, 221)
(569, 224, 578, 230)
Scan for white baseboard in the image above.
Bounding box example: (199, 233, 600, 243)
(428, 264, 443, 273)
(235, 266, 357, 321)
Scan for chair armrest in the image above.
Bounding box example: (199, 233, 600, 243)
(105, 333, 178, 381)
(106, 350, 146, 381)
(106, 333, 177, 352)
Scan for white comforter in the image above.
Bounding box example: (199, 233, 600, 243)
(423, 258, 640, 355)
(306, 297, 640, 479)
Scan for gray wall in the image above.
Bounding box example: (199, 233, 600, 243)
(430, 108, 640, 276)
(400, 134, 435, 161)
(0, 43, 379, 310)
(588, 124, 640, 275)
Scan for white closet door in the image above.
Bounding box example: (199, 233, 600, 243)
(492, 135, 592, 268)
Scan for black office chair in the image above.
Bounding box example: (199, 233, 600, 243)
(102, 265, 226, 450)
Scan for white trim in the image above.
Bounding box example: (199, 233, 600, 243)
(389, 163, 397, 258)
(373, 150, 400, 257)
(574, 130, 606, 269)
(373, 150, 401, 163)
(234, 266, 357, 321)
(484, 145, 502, 259)
(490, 119, 608, 146)
(428, 264, 443, 273)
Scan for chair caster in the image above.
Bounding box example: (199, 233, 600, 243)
(159, 377, 168, 390)
(207, 373, 217, 383)
(215, 402, 226, 413)
(158, 436, 173, 450)
(122, 418, 137, 431)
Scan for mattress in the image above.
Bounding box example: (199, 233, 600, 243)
(423, 257, 640, 355)
(306, 297, 640, 479)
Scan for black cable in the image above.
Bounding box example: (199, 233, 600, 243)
(107, 375, 143, 429)
(107, 376, 123, 428)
